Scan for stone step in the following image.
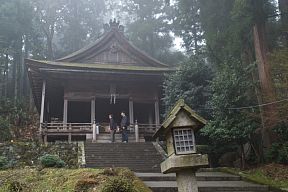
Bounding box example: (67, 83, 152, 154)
(135, 172, 241, 181)
(84, 142, 163, 172)
(95, 134, 136, 138)
(86, 133, 146, 143)
(144, 181, 269, 192)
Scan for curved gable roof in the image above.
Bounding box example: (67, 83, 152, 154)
(56, 21, 168, 68)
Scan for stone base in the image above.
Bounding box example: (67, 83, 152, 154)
(176, 170, 198, 192)
(161, 154, 208, 174)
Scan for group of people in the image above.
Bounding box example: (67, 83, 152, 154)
(108, 112, 129, 143)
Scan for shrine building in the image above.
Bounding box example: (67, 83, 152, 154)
(25, 20, 174, 142)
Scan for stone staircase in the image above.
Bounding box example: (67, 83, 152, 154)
(84, 141, 270, 191)
(136, 171, 270, 192)
(91, 133, 145, 143)
(85, 142, 163, 172)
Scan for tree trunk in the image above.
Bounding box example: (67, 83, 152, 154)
(192, 25, 199, 54)
(4, 53, 9, 98)
(240, 144, 246, 170)
(47, 35, 54, 60)
(13, 36, 23, 102)
(241, 43, 265, 162)
(279, 0, 288, 46)
(12, 53, 17, 102)
(23, 35, 29, 98)
(253, 21, 278, 148)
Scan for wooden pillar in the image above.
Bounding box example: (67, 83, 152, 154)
(63, 99, 68, 125)
(92, 122, 97, 143)
(129, 98, 134, 125)
(91, 98, 95, 123)
(154, 100, 160, 125)
(40, 80, 46, 133)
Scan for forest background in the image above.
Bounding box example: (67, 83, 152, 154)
(0, 0, 288, 167)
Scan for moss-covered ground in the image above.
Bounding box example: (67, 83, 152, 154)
(0, 168, 152, 192)
(219, 164, 288, 191)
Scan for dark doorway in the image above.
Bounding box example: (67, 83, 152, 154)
(68, 101, 91, 123)
(96, 98, 129, 124)
(134, 103, 155, 124)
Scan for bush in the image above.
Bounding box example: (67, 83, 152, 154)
(273, 122, 288, 142)
(39, 154, 66, 168)
(0, 117, 11, 142)
(264, 122, 288, 164)
(265, 142, 288, 165)
(5, 181, 23, 192)
(0, 156, 8, 169)
(102, 176, 133, 192)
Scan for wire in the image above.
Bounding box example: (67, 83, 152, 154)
(200, 98, 288, 111)
(228, 98, 288, 110)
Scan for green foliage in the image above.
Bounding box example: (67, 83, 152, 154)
(56, 0, 106, 57)
(119, 0, 176, 63)
(39, 154, 66, 168)
(0, 117, 11, 142)
(5, 181, 23, 192)
(0, 168, 151, 192)
(201, 61, 259, 145)
(0, 99, 33, 140)
(270, 49, 288, 119)
(0, 156, 8, 169)
(102, 176, 133, 192)
(163, 56, 212, 118)
(265, 122, 288, 164)
(0, 142, 78, 168)
(172, 0, 203, 53)
(265, 143, 288, 164)
(273, 122, 288, 142)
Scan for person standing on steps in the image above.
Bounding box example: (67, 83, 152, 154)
(120, 112, 129, 143)
(109, 114, 117, 143)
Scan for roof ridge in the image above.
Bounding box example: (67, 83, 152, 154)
(55, 23, 169, 68)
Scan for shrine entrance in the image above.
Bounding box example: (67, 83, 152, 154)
(95, 98, 129, 125)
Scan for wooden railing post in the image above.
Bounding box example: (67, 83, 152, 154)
(43, 122, 48, 144)
(68, 123, 72, 143)
(135, 120, 139, 142)
(92, 120, 97, 143)
(96, 124, 99, 135)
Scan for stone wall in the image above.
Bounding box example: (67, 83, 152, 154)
(0, 142, 79, 168)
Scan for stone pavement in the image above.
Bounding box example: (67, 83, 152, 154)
(135, 171, 270, 192)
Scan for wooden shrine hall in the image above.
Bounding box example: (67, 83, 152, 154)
(25, 20, 174, 142)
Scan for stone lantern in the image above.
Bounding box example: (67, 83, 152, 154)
(154, 99, 208, 192)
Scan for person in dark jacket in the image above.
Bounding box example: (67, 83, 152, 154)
(109, 114, 117, 142)
(120, 112, 129, 143)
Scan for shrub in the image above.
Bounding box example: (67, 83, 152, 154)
(39, 154, 66, 168)
(101, 168, 118, 176)
(265, 122, 288, 164)
(0, 156, 8, 169)
(273, 122, 288, 142)
(75, 179, 99, 192)
(5, 181, 23, 192)
(102, 176, 133, 192)
(0, 117, 11, 142)
(265, 142, 288, 165)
